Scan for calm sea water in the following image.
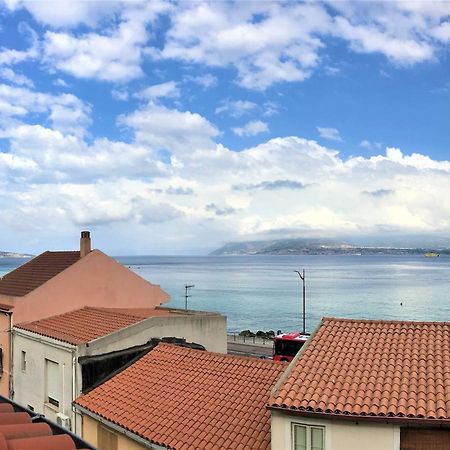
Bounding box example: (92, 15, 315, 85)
(2, 254, 450, 332)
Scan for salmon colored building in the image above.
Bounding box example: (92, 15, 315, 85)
(0, 231, 169, 397)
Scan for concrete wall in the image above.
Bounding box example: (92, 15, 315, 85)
(82, 414, 146, 450)
(271, 410, 401, 450)
(81, 309, 227, 357)
(12, 329, 75, 425)
(12, 250, 170, 325)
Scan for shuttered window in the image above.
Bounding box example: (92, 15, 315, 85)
(45, 359, 60, 407)
(98, 424, 118, 450)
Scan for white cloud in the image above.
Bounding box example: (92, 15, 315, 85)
(360, 140, 382, 150)
(0, 23, 38, 66)
(136, 81, 180, 101)
(317, 127, 343, 142)
(119, 103, 220, 153)
(0, 68, 34, 87)
(158, 2, 330, 89)
(6, 0, 121, 28)
(185, 73, 217, 89)
(233, 120, 269, 137)
(0, 83, 91, 137)
(111, 89, 129, 101)
(42, 2, 171, 82)
(215, 99, 257, 117)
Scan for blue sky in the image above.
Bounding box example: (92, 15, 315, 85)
(1, 1, 450, 254)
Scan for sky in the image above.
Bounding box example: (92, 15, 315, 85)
(1, 1, 450, 255)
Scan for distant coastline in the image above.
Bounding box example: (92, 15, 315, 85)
(0, 251, 33, 258)
(210, 238, 448, 256)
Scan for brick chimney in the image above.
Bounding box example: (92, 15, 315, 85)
(80, 231, 91, 257)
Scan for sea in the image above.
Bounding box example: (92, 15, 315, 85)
(1, 254, 450, 333)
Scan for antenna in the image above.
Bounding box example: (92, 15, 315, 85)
(184, 284, 195, 311)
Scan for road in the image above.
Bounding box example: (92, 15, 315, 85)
(227, 342, 273, 359)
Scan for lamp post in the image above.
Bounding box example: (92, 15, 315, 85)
(294, 270, 306, 334)
(184, 284, 195, 311)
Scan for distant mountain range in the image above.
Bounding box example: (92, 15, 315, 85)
(210, 238, 450, 256)
(0, 251, 33, 258)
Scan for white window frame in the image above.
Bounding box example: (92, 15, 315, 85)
(292, 422, 325, 450)
(45, 358, 60, 408)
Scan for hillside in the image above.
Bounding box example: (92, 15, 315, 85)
(210, 238, 449, 256)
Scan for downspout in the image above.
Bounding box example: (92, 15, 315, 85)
(72, 349, 77, 434)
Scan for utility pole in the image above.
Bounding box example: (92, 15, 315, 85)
(184, 284, 195, 311)
(294, 270, 306, 334)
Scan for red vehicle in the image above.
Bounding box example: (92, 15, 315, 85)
(273, 332, 309, 362)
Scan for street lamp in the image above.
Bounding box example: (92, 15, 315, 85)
(294, 270, 306, 334)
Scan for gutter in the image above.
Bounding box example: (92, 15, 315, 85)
(267, 406, 450, 428)
(74, 404, 170, 450)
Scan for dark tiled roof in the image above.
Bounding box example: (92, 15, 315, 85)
(15, 306, 173, 345)
(269, 317, 450, 423)
(75, 343, 285, 450)
(0, 251, 80, 297)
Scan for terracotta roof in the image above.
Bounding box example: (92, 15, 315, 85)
(15, 306, 173, 345)
(0, 251, 80, 297)
(75, 343, 285, 450)
(269, 317, 450, 423)
(0, 396, 93, 449)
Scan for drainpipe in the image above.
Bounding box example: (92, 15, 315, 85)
(72, 349, 77, 434)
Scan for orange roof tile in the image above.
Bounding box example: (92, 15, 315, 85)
(0, 396, 94, 449)
(0, 251, 80, 297)
(75, 343, 285, 449)
(269, 317, 450, 423)
(15, 306, 173, 345)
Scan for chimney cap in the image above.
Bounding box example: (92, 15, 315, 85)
(81, 230, 90, 238)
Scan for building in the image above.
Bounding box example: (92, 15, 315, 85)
(0, 394, 94, 449)
(74, 343, 285, 450)
(269, 317, 450, 450)
(0, 231, 170, 396)
(12, 305, 226, 435)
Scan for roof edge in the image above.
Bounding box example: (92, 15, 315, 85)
(322, 316, 450, 326)
(268, 406, 450, 428)
(270, 318, 324, 398)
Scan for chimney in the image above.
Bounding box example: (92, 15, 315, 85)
(80, 231, 91, 257)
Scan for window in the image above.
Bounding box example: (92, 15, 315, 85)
(293, 423, 325, 450)
(98, 424, 118, 450)
(21, 351, 26, 372)
(45, 359, 60, 408)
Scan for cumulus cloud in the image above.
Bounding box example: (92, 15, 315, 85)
(119, 103, 220, 153)
(136, 81, 180, 101)
(233, 120, 269, 137)
(215, 99, 257, 117)
(0, 68, 34, 87)
(0, 83, 91, 136)
(41, 2, 171, 82)
(317, 127, 343, 142)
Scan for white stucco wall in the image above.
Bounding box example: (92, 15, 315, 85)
(12, 330, 75, 425)
(271, 410, 400, 450)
